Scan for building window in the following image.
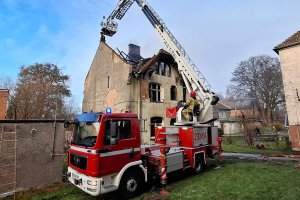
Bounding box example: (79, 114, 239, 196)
(107, 76, 110, 88)
(160, 62, 165, 76)
(183, 86, 187, 102)
(170, 118, 176, 125)
(166, 64, 171, 77)
(170, 85, 177, 100)
(155, 62, 159, 74)
(150, 117, 162, 137)
(219, 111, 227, 119)
(149, 83, 161, 102)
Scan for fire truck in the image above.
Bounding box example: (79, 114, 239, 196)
(67, 0, 222, 199)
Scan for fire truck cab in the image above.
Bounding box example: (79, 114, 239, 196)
(67, 112, 146, 197)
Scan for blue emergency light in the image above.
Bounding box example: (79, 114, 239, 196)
(106, 108, 112, 114)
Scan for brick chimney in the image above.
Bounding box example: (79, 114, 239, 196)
(128, 43, 142, 61)
(0, 89, 9, 119)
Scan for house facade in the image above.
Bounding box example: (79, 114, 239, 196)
(274, 31, 300, 151)
(83, 42, 186, 143)
(214, 101, 243, 135)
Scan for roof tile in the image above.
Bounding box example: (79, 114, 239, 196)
(274, 30, 300, 52)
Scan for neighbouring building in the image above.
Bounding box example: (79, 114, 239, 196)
(83, 42, 187, 143)
(214, 101, 243, 135)
(274, 30, 300, 151)
(0, 89, 9, 119)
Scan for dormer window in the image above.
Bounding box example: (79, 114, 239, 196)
(155, 62, 159, 74)
(153, 60, 172, 77)
(160, 62, 165, 76)
(166, 64, 171, 77)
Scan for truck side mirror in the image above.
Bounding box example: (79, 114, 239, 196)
(110, 138, 118, 145)
(64, 121, 70, 128)
(110, 122, 118, 138)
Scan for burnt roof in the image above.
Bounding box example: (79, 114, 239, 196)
(274, 30, 300, 53)
(137, 49, 174, 73)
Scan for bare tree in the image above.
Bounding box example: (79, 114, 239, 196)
(60, 97, 81, 120)
(227, 55, 284, 125)
(5, 63, 72, 119)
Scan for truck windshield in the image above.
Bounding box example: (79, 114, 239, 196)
(72, 122, 100, 147)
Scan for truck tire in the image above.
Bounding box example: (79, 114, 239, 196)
(194, 156, 205, 174)
(119, 171, 141, 199)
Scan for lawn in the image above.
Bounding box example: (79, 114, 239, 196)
(11, 159, 300, 200)
(222, 135, 299, 155)
(167, 161, 300, 200)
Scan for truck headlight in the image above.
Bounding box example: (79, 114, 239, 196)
(87, 180, 97, 186)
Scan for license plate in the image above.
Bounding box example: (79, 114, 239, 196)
(72, 173, 79, 180)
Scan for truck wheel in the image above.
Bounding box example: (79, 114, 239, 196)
(194, 156, 205, 174)
(119, 171, 141, 199)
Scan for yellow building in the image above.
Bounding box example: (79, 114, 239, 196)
(83, 42, 186, 144)
(274, 30, 300, 151)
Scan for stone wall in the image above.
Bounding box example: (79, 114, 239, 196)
(0, 120, 65, 196)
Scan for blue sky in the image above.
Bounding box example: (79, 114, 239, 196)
(0, 0, 299, 108)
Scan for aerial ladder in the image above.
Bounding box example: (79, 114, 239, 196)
(101, 0, 219, 124)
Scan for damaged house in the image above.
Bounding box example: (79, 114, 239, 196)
(83, 42, 187, 143)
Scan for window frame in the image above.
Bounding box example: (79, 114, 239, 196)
(170, 85, 177, 101)
(149, 83, 161, 102)
(166, 64, 171, 77)
(160, 61, 165, 76)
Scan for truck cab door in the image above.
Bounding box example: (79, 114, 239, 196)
(100, 118, 140, 176)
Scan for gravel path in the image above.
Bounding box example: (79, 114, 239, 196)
(223, 152, 300, 162)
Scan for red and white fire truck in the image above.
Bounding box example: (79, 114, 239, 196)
(67, 0, 222, 198)
(66, 112, 222, 198)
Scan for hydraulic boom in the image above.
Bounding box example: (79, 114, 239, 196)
(101, 0, 219, 123)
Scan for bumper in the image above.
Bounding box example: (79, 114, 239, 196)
(67, 167, 101, 196)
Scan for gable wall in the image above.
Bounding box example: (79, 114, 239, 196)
(82, 43, 136, 113)
(278, 45, 300, 150)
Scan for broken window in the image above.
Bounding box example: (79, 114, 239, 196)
(170, 85, 177, 100)
(149, 83, 161, 102)
(155, 62, 159, 74)
(160, 62, 165, 76)
(166, 64, 171, 77)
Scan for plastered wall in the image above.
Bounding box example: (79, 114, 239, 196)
(0, 121, 65, 195)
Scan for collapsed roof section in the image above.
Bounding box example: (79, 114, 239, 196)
(113, 42, 176, 80)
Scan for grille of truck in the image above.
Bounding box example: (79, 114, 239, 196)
(70, 153, 87, 170)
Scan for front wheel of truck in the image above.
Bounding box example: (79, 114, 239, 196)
(119, 171, 141, 199)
